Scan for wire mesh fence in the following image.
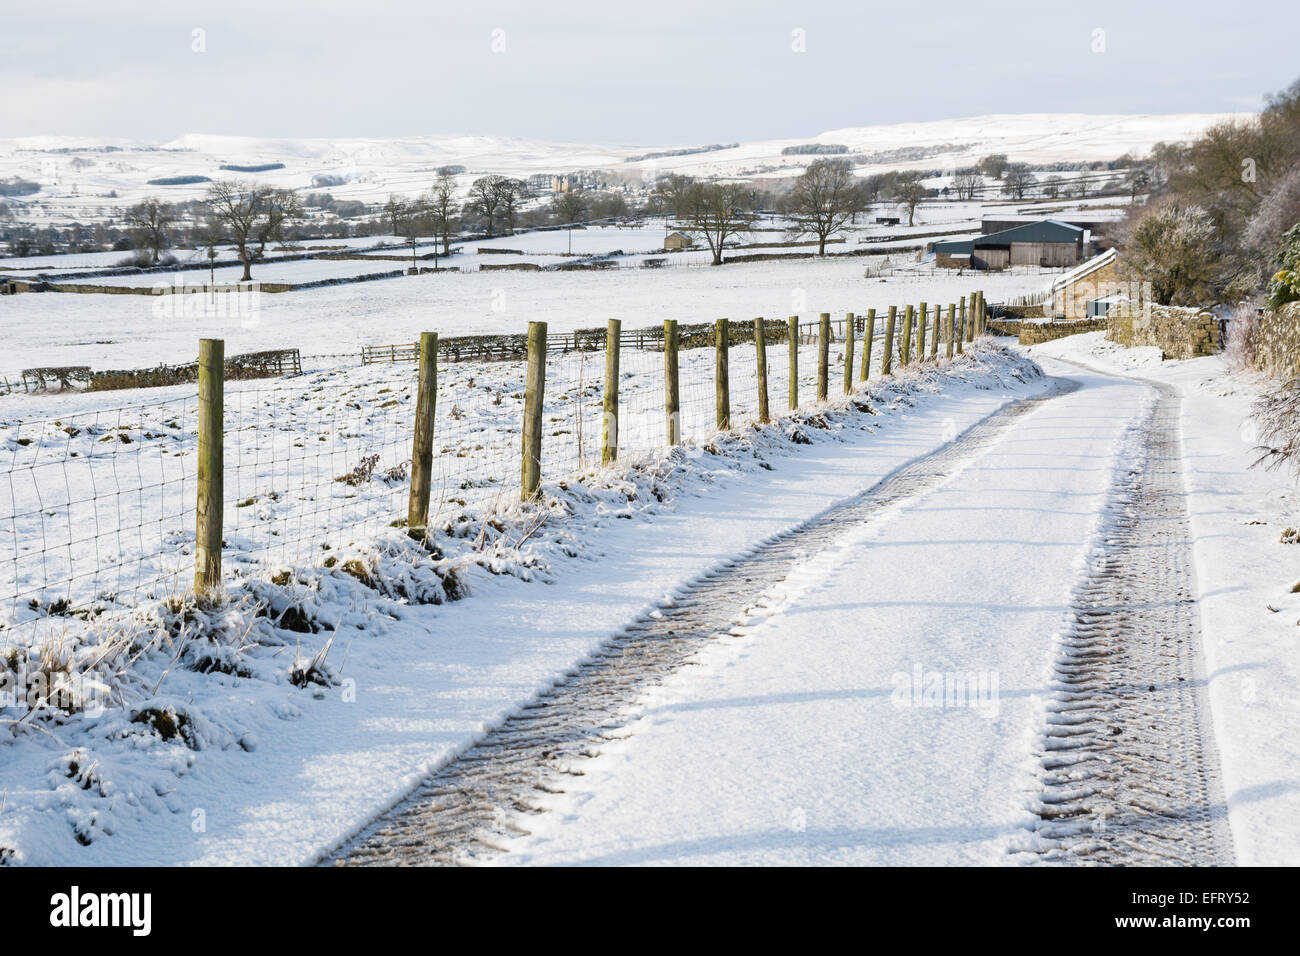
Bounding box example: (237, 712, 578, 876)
(1, 394, 197, 639)
(0, 301, 986, 644)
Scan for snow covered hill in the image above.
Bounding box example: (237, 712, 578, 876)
(0, 112, 1238, 214)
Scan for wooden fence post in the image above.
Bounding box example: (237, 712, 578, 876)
(945, 304, 955, 359)
(754, 317, 770, 423)
(843, 312, 855, 395)
(917, 300, 928, 360)
(882, 306, 897, 376)
(901, 305, 914, 366)
(664, 319, 680, 445)
(715, 318, 730, 430)
(521, 321, 546, 500)
(407, 331, 438, 535)
(861, 308, 875, 382)
(602, 319, 620, 465)
(817, 312, 830, 402)
(787, 316, 798, 410)
(929, 305, 940, 358)
(957, 297, 966, 355)
(195, 338, 224, 596)
(967, 292, 977, 343)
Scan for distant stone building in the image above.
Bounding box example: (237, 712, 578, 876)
(663, 231, 693, 251)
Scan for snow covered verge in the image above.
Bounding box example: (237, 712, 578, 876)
(1025, 331, 1300, 866)
(0, 343, 1045, 866)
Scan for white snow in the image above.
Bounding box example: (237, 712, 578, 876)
(1023, 332, 1300, 867)
(498, 361, 1152, 865)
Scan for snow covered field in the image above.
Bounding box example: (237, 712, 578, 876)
(0, 256, 1042, 374)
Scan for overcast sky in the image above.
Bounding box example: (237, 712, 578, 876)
(1, 0, 1292, 145)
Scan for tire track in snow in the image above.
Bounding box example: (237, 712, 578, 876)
(1015, 367, 1234, 865)
(323, 378, 1076, 866)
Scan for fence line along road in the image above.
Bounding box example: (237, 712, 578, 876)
(1, 294, 989, 641)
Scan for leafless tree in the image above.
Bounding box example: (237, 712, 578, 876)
(1002, 167, 1037, 200)
(124, 197, 174, 264)
(680, 179, 754, 265)
(384, 193, 410, 236)
(649, 173, 695, 222)
(891, 171, 927, 227)
(953, 170, 981, 201)
(495, 178, 528, 234)
(553, 188, 588, 227)
(465, 175, 508, 235)
(204, 179, 302, 281)
(787, 159, 867, 255)
(425, 170, 458, 257)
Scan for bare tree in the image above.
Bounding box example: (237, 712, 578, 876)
(1042, 175, 1063, 199)
(426, 170, 458, 257)
(553, 189, 588, 227)
(649, 173, 694, 222)
(384, 193, 410, 236)
(494, 178, 528, 234)
(681, 180, 754, 266)
(891, 171, 927, 227)
(1124, 167, 1151, 202)
(787, 159, 867, 255)
(953, 170, 981, 201)
(553, 189, 589, 254)
(976, 153, 1009, 179)
(204, 179, 302, 281)
(465, 175, 509, 235)
(124, 197, 174, 264)
(1002, 167, 1037, 200)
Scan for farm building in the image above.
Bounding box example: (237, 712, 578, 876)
(979, 213, 1122, 235)
(663, 231, 693, 251)
(932, 219, 1089, 270)
(1044, 247, 1126, 319)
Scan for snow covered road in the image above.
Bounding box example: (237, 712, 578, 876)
(490, 362, 1163, 865)
(331, 357, 1231, 866)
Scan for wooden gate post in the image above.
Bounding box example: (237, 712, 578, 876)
(817, 312, 830, 402)
(882, 306, 897, 376)
(715, 318, 730, 430)
(601, 319, 621, 465)
(861, 308, 875, 382)
(195, 338, 224, 596)
(787, 316, 799, 410)
(754, 317, 770, 423)
(407, 331, 438, 535)
(664, 319, 680, 445)
(521, 321, 547, 500)
(843, 312, 855, 394)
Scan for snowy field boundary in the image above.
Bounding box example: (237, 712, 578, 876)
(0, 341, 1045, 865)
(0, 310, 979, 646)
